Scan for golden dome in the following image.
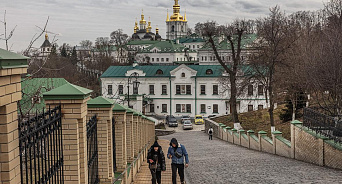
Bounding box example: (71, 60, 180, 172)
(45, 33, 49, 40)
(169, 0, 184, 22)
(140, 9, 146, 24)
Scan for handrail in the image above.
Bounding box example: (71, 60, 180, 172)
(112, 141, 151, 183)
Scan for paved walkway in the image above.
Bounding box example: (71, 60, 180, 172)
(132, 139, 181, 184)
(161, 131, 342, 184)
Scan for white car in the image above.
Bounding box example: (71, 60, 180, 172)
(183, 120, 193, 130)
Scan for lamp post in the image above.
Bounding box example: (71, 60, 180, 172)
(127, 72, 140, 108)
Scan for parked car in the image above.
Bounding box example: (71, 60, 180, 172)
(183, 120, 193, 130)
(181, 115, 191, 124)
(194, 115, 204, 125)
(166, 115, 178, 127)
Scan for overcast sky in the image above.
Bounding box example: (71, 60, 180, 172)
(1, 0, 326, 52)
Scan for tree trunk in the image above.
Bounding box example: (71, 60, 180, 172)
(230, 74, 239, 123)
(269, 69, 275, 131)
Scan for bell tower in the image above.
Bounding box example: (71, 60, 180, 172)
(166, 0, 188, 40)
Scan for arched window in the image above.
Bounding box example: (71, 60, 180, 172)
(181, 73, 185, 77)
(171, 25, 175, 32)
(206, 69, 213, 75)
(156, 69, 163, 75)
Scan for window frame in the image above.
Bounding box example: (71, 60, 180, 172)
(200, 85, 206, 95)
(213, 85, 218, 95)
(213, 104, 218, 113)
(108, 85, 113, 95)
(201, 104, 206, 113)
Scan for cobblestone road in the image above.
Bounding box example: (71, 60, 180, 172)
(160, 131, 342, 184)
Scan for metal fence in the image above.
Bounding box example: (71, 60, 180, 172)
(18, 105, 64, 184)
(303, 108, 342, 144)
(87, 114, 99, 184)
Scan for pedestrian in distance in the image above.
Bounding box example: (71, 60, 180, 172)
(167, 138, 189, 184)
(208, 127, 213, 140)
(147, 141, 166, 184)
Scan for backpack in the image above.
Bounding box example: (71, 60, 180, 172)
(209, 129, 213, 134)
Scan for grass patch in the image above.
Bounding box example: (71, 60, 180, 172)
(213, 105, 291, 140)
(155, 123, 166, 130)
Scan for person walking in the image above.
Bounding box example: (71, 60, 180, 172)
(208, 127, 214, 140)
(167, 138, 189, 184)
(147, 141, 166, 184)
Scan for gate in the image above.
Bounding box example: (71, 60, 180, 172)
(112, 117, 117, 172)
(87, 114, 99, 184)
(18, 105, 64, 184)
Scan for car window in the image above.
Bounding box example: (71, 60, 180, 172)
(196, 117, 202, 119)
(184, 121, 191, 124)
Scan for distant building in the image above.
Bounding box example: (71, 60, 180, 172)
(131, 10, 161, 41)
(135, 40, 197, 65)
(37, 33, 52, 59)
(166, 0, 188, 40)
(100, 63, 268, 117)
(198, 34, 257, 65)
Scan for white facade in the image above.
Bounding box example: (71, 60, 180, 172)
(101, 64, 268, 118)
(136, 51, 197, 65)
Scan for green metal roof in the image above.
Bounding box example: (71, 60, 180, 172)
(101, 65, 225, 78)
(20, 78, 68, 114)
(113, 103, 127, 112)
(87, 96, 115, 108)
(43, 82, 93, 100)
(0, 48, 29, 69)
(174, 36, 205, 44)
(140, 40, 196, 53)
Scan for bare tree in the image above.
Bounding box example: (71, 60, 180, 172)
(0, 10, 17, 51)
(251, 6, 299, 131)
(202, 20, 255, 124)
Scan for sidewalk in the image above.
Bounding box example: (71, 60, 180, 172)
(132, 139, 181, 184)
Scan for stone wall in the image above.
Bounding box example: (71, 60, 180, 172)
(205, 119, 342, 170)
(155, 129, 175, 136)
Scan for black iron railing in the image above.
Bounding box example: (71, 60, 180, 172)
(303, 108, 342, 144)
(87, 114, 99, 184)
(112, 117, 117, 172)
(18, 105, 64, 184)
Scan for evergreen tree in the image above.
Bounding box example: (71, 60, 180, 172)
(61, 45, 67, 57)
(70, 46, 78, 65)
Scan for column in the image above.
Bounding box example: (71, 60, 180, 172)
(87, 96, 115, 183)
(43, 83, 92, 184)
(0, 59, 27, 184)
(126, 110, 134, 163)
(112, 104, 127, 173)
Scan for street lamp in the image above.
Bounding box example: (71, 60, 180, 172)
(127, 72, 140, 108)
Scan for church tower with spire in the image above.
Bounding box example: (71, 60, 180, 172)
(166, 0, 188, 40)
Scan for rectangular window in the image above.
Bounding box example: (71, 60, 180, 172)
(202, 56, 204, 61)
(258, 105, 263, 110)
(210, 56, 212, 61)
(162, 85, 167, 95)
(176, 85, 181, 94)
(186, 85, 191, 95)
(186, 104, 191, 113)
(181, 104, 186, 112)
(108, 85, 113, 95)
(161, 58, 164, 62)
(200, 85, 206, 95)
(157, 58, 159, 62)
(152, 58, 154, 62)
(150, 104, 155, 113)
(213, 85, 218, 95)
(162, 104, 167, 113)
(248, 105, 253, 112)
(258, 85, 264, 95)
(176, 104, 181, 113)
(119, 85, 123, 95)
(213, 104, 218, 113)
(205, 56, 207, 61)
(166, 58, 169, 62)
(248, 85, 253, 96)
(201, 104, 206, 113)
(197, 45, 199, 48)
(149, 85, 154, 95)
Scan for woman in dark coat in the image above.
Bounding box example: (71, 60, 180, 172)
(147, 141, 166, 184)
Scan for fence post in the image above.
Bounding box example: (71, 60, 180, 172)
(272, 131, 282, 155)
(258, 131, 267, 151)
(247, 130, 255, 149)
(125, 109, 134, 164)
(291, 120, 302, 159)
(43, 83, 92, 184)
(87, 96, 115, 183)
(112, 104, 127, 182)
(0, 50, 28, 184)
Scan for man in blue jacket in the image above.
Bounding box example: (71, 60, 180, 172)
(167, 138, 189, 184)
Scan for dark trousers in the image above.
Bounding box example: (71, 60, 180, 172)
(171, 163, 184, 184)
(209, 135, 213, 140)
(150, 169, 161, 184)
